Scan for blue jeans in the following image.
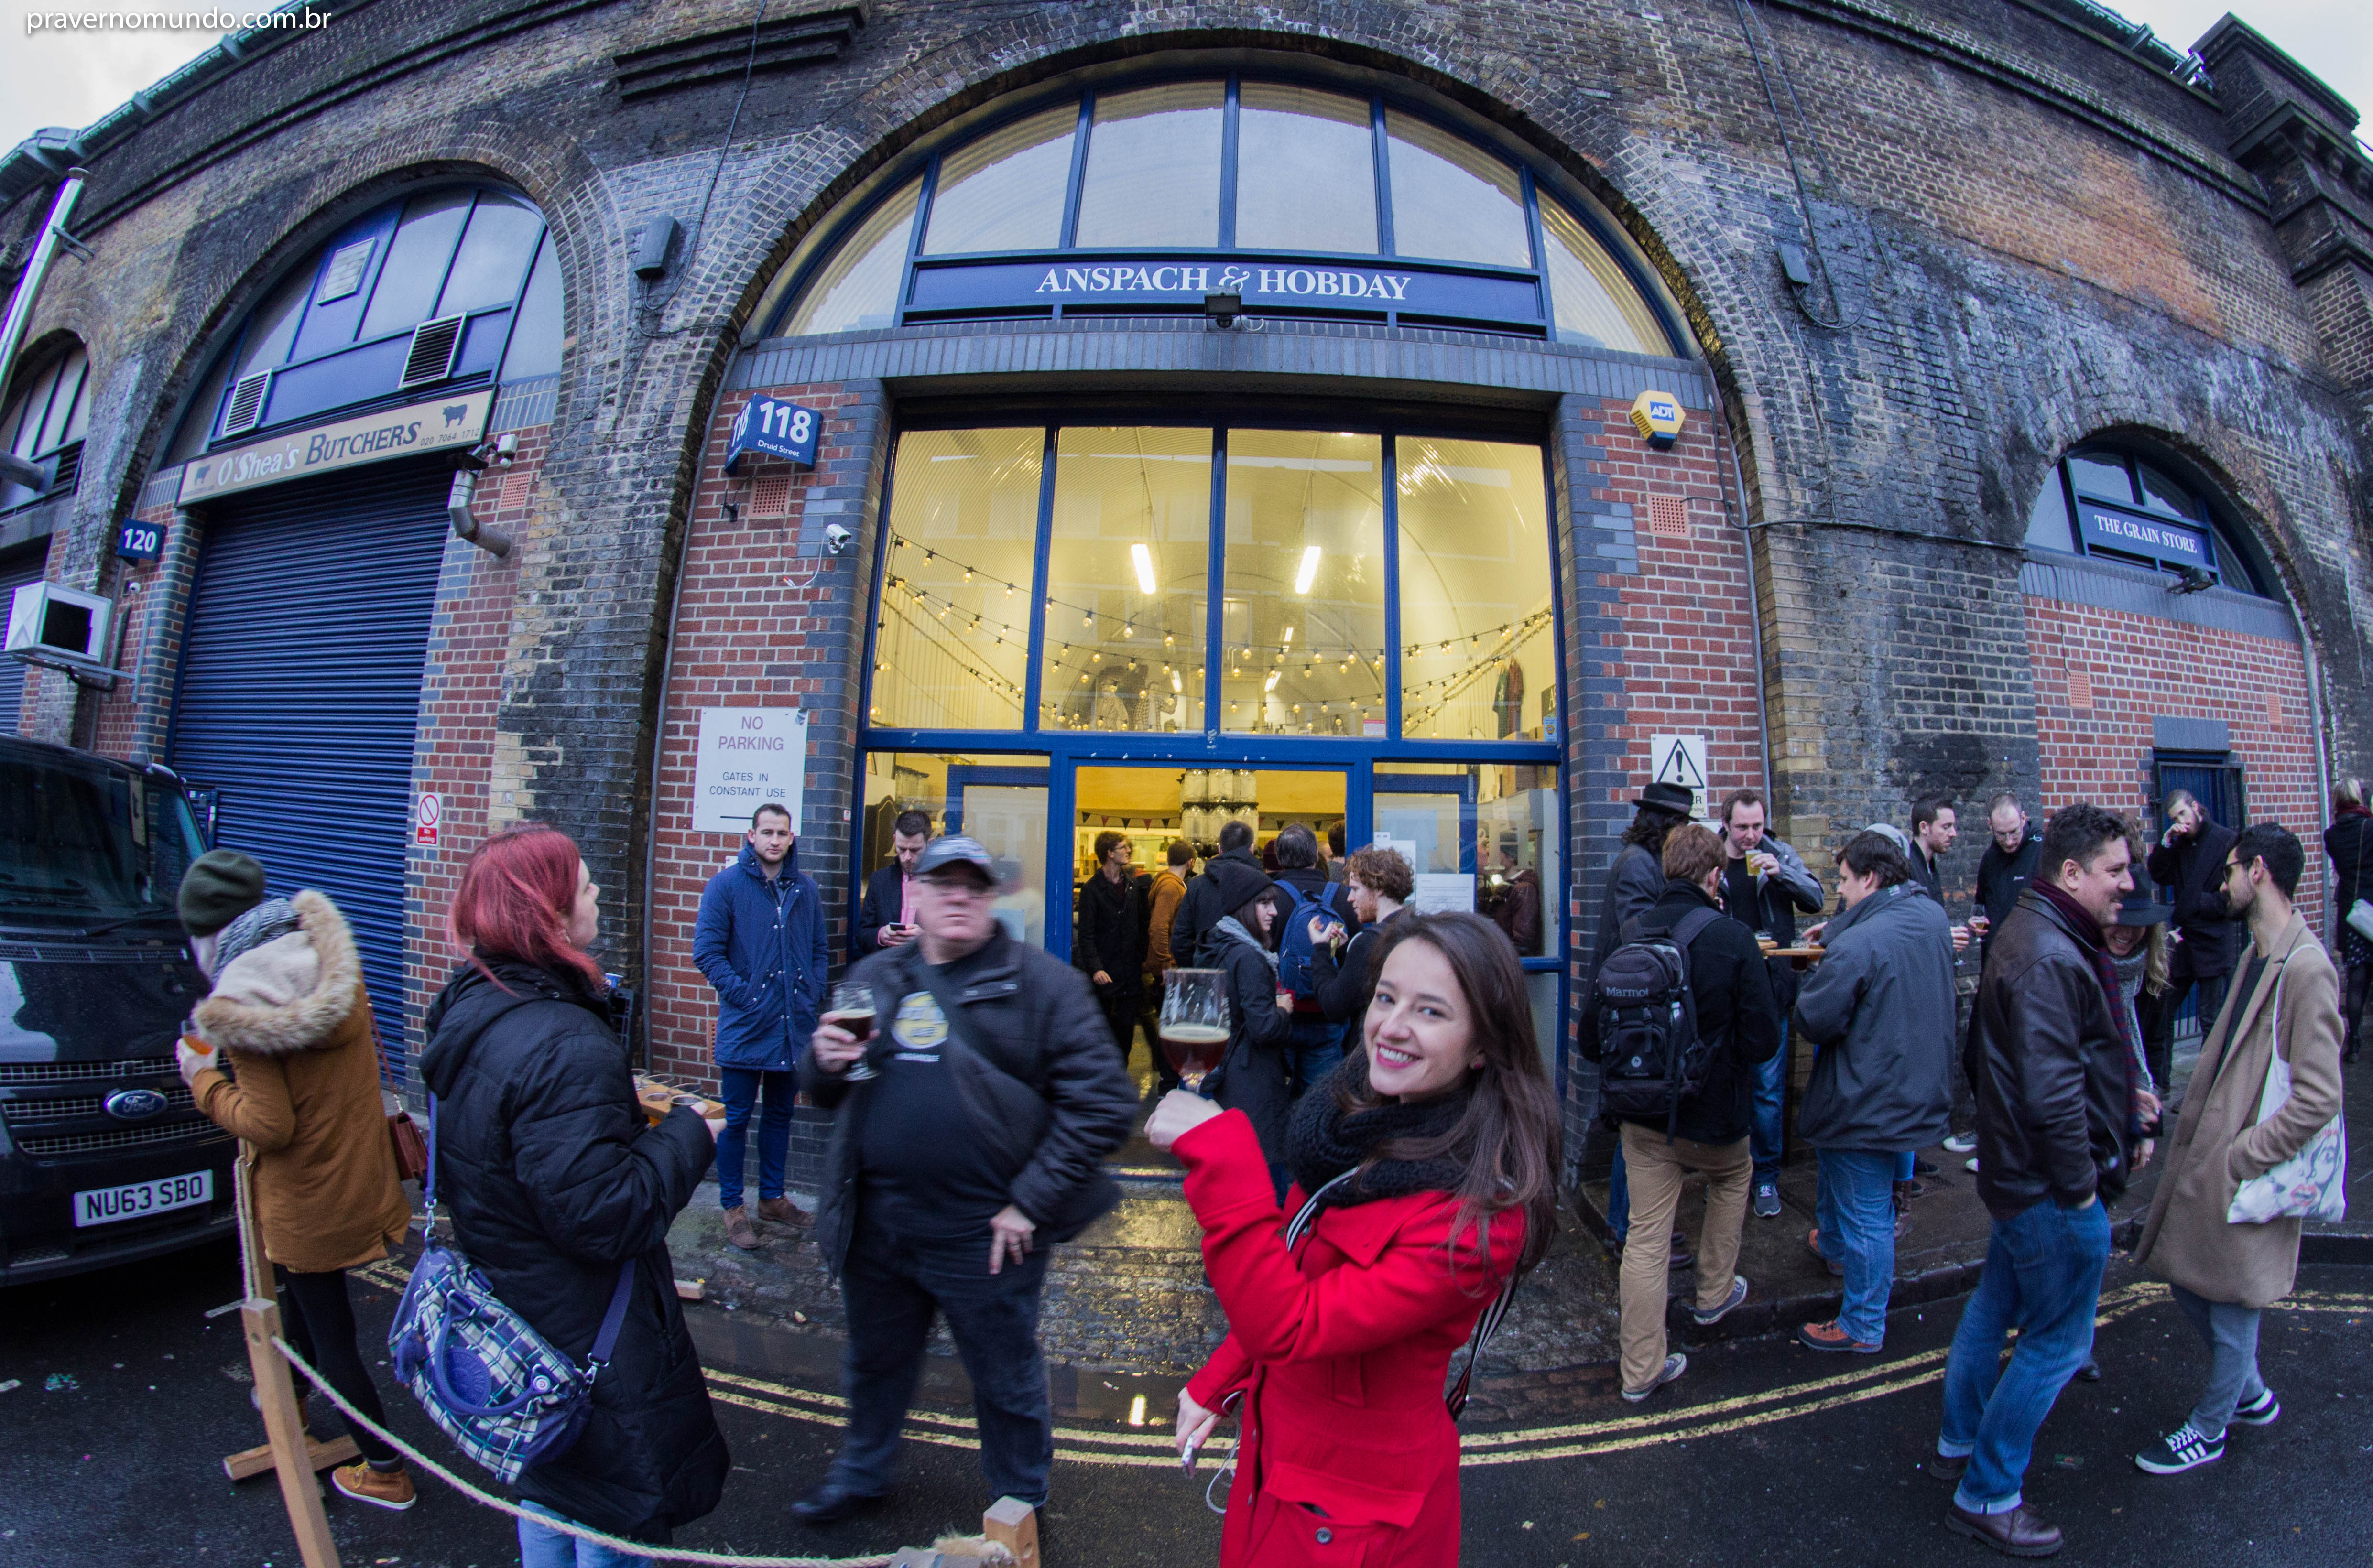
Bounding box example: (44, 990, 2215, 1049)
(1814, 1149, 1900, 1344)
(831, 1218, 1055, 1506)
(1751, 1019, 1791, 1179)
(716, 1066, 795, 1210)
(516, 1501, 646, 1567)
(1938, 1199, 2112, 1514)
(1895, 1150, 1916, 1182)
(1289, 1016, 1346, 1098)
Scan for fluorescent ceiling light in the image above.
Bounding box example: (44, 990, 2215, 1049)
(1293, 546, 1321, 595)
(1170, 670, 1183, 693)
(1283, 626, 1294, 643)
(1131, 542, 1158, 596)
(1264, 670, 1281, 692)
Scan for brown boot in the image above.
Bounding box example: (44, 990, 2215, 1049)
(722, 1205, 761, 1250)
(757, 1196, 810, 1227)
(331, 1461, 417, 1512)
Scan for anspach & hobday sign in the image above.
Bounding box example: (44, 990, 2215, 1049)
(906, 255, 1542, 325)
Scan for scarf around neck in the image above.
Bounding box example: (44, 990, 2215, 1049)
(2033, 881, 2139, 1101)
(1214, 915, 1279, 974)
(1286, 1054, 1471, 1211)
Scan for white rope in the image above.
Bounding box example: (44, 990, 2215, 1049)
(269, 1331, 895, 1568)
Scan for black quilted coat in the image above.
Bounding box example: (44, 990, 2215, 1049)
(418, 959, 726, 1541)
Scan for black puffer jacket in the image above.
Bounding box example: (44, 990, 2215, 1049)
(1578, 880, 1781, 1146)
(418, 961, 725, 1540)
(1966, 892, 2136, 1218)
(2147, 822, 2241, 980)
(802, 932, 1137, 1276)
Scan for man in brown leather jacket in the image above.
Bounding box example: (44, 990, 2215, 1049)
(1931, 803, 2140, 1558)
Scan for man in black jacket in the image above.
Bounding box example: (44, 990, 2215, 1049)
(1170, 818, 1259, 965)
(1933, 803, 2142, 1557)
(1578, 822, 1780, 1404)
(2146, 789, 2241, 1058)
(1593, 780, 1698, 1251)
(852, 809, 931, 960)
(796, 836, 1137, 1525)
(1074, 830, 1148, 1065)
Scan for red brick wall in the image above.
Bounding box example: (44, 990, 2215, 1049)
(394, 425, 540, 1057)
(644, 384, 867, 1090)
(2025, 594, 2325, 928)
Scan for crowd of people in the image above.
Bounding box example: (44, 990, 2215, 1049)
(163, 765, 2364, 1564)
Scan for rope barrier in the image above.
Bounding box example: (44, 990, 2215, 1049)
(268, 1330, 905, 1568)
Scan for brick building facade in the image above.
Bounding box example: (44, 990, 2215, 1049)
(2, 0, 2367, 1176)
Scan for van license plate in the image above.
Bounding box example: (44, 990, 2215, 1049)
(72, 1170, 214, 1228)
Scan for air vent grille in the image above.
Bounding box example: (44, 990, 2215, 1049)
(48, 440, 83, 496)
(221, 372, 270, 436)
(18, 1120, 229, 1158)
(399, 314, 466, 389)
(1646, 496, 1690, 539)
(0, 1057, 174, 1085)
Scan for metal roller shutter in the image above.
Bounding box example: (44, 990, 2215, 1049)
(169, 463, 450, 1043)
(0, 546, 46, 731)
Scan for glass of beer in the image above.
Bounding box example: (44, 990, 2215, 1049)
(824, 981, 878, 1081)
(1158, 968, 1231, 1093)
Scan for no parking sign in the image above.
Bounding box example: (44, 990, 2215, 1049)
(415, 791, 440, 845)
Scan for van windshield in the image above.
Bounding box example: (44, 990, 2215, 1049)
(0, 745, 207, 931)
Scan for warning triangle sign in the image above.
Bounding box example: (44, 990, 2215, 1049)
(1652, 735, 1707, 789)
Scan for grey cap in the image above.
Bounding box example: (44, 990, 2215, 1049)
(1861, 822, 1913, 857)
(913, 834, 1002, 884)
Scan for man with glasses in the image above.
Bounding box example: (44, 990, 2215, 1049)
(796, 837, 1136, 1527)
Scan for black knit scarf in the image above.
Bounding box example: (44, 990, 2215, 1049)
(1286, 1055, 1471, 1210)
(2032, 880, 2139, 1109)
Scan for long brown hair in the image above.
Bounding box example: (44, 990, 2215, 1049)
(1337, 911, 1562, 1273)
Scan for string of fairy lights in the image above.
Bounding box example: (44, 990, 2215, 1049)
(872, 533, 1552, 730)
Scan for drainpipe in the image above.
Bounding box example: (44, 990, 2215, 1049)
(0, 169, 87, 416)
(1707, 377, 1774, 798)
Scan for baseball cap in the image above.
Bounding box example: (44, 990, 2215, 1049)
(913, 835, 1002, 885)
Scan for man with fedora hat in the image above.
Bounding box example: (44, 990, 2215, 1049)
(795, 836, 1136, 1526)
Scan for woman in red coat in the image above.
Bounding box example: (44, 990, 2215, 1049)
(1147, 911, 1561, 1566)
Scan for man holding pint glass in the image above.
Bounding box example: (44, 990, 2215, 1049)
(794, 836, 1137, 1527)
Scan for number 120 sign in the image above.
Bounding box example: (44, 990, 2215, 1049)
(725, 397, 820, 474)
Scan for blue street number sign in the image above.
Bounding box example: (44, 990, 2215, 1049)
(726, 397, 820, 474)
(115, 519, 165, 562)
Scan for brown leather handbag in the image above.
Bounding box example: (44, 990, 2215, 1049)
(387, 1107, 431, 1184)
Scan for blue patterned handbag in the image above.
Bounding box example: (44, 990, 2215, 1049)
(387, 1100, 636, 1483)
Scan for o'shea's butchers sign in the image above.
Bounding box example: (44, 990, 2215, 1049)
(905, 255, 1544, 326)
(178, 388, 495, 504)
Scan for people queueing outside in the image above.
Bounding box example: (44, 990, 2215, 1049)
(691, 802, 826, 1252)
(1074, 830, 1150, 1068)
(1269, 823, 1360, 1095)
(1931, 803, 2144, 1557)
(2325, 779, 2371, 1065)
(1147, 911, 1561, 1567)
(174, 851, 418, 1512)
(796, 836, 1136, 1526)
(1194, 856, 1299, 1188)
(2132, 822, 2343, 1476)
(1789, 830, 1956, 1353)
(1950, 793, 2047, 1161)
(1715, 787, 1825, 1220)
(1172, 818, 1261, 966)
(854, 808, 931, 959)
(1578, 823, 1779, 1401)
(2147, 788, 2243, 1057)
(1593, 780, 1698, 1257)
(1144, 839, 1196, 1089)
(422, 825, 730, 1558)
(1307, 844, 1417, 1049)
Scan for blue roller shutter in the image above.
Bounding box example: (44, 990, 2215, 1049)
(0, 546, 45, 731)
(169, 463, 450, 1049)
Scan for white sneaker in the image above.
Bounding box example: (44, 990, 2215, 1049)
(1622, 1353, 1687, 1403)
(1965, 1157, 1980, 1173)
(1943, 1133, 1978, 1154)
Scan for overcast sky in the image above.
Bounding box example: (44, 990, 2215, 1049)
(0, 0, 2363, 163)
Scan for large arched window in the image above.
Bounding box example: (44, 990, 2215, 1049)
(165, 184, 563, 462)
(0, 344, 89, 514)
(2025, 444, 2270, 596)
(761, 74, 1676, 352)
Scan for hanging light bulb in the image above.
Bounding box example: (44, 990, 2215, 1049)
(1005, 582, 1014, 597)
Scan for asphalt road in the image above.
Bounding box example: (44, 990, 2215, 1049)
(3, 1238, 2366, 1568)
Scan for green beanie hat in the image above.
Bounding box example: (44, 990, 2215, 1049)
(180, 849, 268, 936)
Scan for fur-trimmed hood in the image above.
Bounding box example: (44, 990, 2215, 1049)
(192, 889, 366, 1056)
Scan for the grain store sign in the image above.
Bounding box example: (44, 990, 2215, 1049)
(177, 388, 495, 504)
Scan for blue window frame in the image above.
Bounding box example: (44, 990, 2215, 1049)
(2024, 445, 2270, 596)
(763, 71, 1680, 351)
(165, 185, 557, 457)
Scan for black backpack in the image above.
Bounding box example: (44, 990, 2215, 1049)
(1590, 907, 1722, 1138)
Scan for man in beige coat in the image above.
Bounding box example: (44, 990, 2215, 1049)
(2132, 822, 2343, 1476)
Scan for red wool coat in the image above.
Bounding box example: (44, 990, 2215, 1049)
(1178, 1110, 1524, 1567)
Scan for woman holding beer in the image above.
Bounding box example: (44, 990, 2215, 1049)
(1147, 911, 1561, 1567)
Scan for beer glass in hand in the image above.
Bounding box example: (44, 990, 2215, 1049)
(1158, 968, 1230, 1093)
(824, 981, 879, 1081)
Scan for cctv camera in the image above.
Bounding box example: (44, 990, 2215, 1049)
(822, 523, 854, 556)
